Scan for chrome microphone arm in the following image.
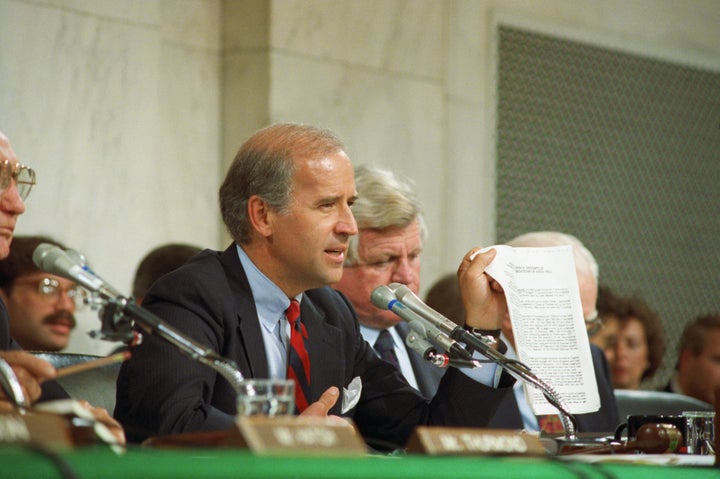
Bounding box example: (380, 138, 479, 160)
(32, 244, 245, 393)
(118, 299, 245, 392)
(384, 283, 577, 440)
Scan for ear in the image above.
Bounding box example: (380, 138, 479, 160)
(247, 195, 274, 238)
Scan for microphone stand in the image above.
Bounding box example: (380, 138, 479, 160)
(384, 284, 577, 440)
(32, 244, 246, 395)
(92, 294, 246, 395)
(450, 328, 577, 441)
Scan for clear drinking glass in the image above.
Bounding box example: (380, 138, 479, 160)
(682, 410, 715, 455)
(236, 379, 295, 417)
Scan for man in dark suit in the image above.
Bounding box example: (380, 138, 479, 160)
(332, 166, 443, 399)
(114, 123, 513, 446)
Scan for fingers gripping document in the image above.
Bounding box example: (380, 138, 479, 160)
(477, 245, 600, 416)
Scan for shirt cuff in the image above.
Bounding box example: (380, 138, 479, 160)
(458, 351, 502, 387)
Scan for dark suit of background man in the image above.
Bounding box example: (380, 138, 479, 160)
(332, 165, 443, 399)
(114, 123, 514, 446)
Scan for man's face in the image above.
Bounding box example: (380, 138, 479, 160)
(0, 273, 77, 351)
(264, 151, 358, 296)
(679, 329, 720, 404)
(333, 219, 422, 329)
(0, 133, 26, 259)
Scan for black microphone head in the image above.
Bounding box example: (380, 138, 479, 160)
(370, 285, 397, 310)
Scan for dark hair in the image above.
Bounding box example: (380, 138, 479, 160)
(425, 273, 465, 326)
(219, 123, 345, 244)
(676, 313, 720, 368)
(132, 243, 202, 299)
(597, 284, 666, 380)
(0, 235, 67, 292)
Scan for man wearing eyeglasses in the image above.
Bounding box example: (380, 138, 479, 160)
(0, 131, 125, 443)
(0, 235, 81, 351)
(0, 129, 57, 406)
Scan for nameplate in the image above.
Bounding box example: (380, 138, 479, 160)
(0, 411, 76, 449)
(232, 416, 366, 456)
(406, 427, 545, 456)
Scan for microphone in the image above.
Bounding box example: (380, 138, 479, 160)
(32, 243, 246, 390)
(32, 243, 122, 298)
(388, 283, 464, 337)
(371, 285, 472, 361)
(388, 282, 498, 357)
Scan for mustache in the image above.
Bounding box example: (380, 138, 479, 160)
(43, 311, 76, 329)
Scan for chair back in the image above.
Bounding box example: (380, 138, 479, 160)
(32, 352, 120, 413)
(614, 389, 714, 420)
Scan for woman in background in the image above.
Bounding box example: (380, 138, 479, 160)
(593, 285, 666, 390)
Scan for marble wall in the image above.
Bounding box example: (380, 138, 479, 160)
(0, 0, 223, 354)
(1, 0, 718, 354)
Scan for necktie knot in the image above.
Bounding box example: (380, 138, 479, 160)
(286, 299, 300, 326)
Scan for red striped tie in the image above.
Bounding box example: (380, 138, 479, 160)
(286, 299, 311, 412)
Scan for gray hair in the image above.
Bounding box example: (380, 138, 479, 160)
(219, 123, 345, 244)
(345, 165, 427, 265)
(506, 231, 599, 280)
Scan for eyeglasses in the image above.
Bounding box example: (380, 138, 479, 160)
(585, 309, 603, 336)
(0, 159, 36, 201)
(17, 277, 87, 308)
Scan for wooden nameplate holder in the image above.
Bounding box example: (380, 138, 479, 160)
(143, 416, 367, 456)
(0, 409, 97, 449)
(406, 426, 546, 456)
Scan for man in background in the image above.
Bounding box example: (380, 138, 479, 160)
(0, 235, 80, 351)
(664, 314, 720, 405)
(0, 129, 56, 408)
(0, 130, 124, 443)
(426, 231, 619, 433)
(332, 166, 443, 399)
(487, 231, 619, 433)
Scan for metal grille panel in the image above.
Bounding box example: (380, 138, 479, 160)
(496, 26, 720, 388)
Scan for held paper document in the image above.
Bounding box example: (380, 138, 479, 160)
(482, 244, 600, 415)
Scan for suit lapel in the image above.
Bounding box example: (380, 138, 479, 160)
(219, 245, 269, 379)
(298, 296, 343, 406)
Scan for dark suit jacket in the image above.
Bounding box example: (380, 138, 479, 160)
(115, 245, 514, 444)
(487, 343, 619, 434)
(395, 322, 445, 399)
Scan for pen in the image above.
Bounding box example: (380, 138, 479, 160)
(55, 351, 131, 378)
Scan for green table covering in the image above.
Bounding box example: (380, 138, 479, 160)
(1, 445, 718, 479)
